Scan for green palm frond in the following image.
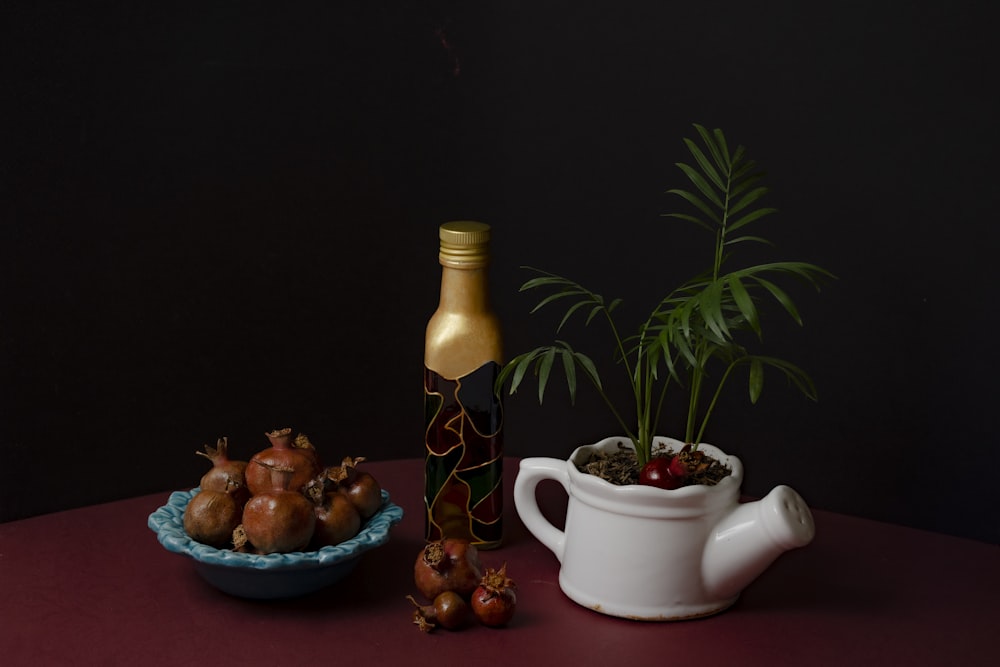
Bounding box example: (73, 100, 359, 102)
(496, 124, 834, 466)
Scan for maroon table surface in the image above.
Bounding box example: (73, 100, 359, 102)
(1, 458, 997, 666)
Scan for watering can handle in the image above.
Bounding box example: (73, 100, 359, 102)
(514, 457, 569, 563)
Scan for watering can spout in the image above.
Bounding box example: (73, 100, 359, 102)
(702, 485, 815, 601)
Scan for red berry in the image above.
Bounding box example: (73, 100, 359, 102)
(638, 456, 683, 490)
(668, 454, 689, 480)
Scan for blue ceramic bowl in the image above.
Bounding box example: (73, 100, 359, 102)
(148, 488, 404, 599)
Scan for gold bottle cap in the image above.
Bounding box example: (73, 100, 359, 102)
(439, 221, 491, 268)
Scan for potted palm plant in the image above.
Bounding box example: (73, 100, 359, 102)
(500, 124, 834, 620)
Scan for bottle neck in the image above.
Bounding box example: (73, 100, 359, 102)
(426, 260, 502, 376)
(438, 264, 492, 313)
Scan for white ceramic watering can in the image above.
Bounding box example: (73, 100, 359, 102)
(514, 436, 815, 620)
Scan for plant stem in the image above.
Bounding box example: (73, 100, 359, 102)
(685, 344, 707, 445)
(585, 370, 638, 451)
(693, 361, 738, 446)
(686, 144, 733, 446)
(650, 358, 674, 444)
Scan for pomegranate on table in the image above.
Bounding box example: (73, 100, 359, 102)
(407, 590, 473, 632)
(407, 538, 519, 632)
(414, 538, 484, 600)
(471, 564, 517, 627)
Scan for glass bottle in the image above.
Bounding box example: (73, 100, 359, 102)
(423, 220, 503, 549)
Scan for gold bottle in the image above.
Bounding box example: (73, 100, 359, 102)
(423, 221, 503, 549)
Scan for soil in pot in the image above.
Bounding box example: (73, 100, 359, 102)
(577, 441, 731, 487)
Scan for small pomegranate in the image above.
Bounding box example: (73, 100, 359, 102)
(471, 563, 517, 627)
(407, 591, 472, 632)
(183, 489, 243, 548)
(305, 475, 362, 549)
(195, 437, 249, 505)
(329, 456, 383, 520)
(414, 538, 484, 600)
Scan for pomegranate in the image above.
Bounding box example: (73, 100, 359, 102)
(183, 489, 243, 548)
(195, 437, 249, 505)
(245, 428, 320, 496)
(414, 538, 484, 600)
(407, 591, 472, 632)
(240, 462, 316, 553)
(471, 563, 517, 627)
(241, 489, 316, 554)
(329, 456, 382, 519)
(305, 475, 362, 549)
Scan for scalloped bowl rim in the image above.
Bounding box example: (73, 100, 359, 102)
(147, 487, 404, 571)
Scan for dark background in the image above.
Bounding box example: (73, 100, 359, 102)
(3, 1, 997, 543)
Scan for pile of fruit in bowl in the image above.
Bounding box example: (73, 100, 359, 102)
(147, 428, 404, 599)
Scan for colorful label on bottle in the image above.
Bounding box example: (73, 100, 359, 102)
(423, 361, 503, 548)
